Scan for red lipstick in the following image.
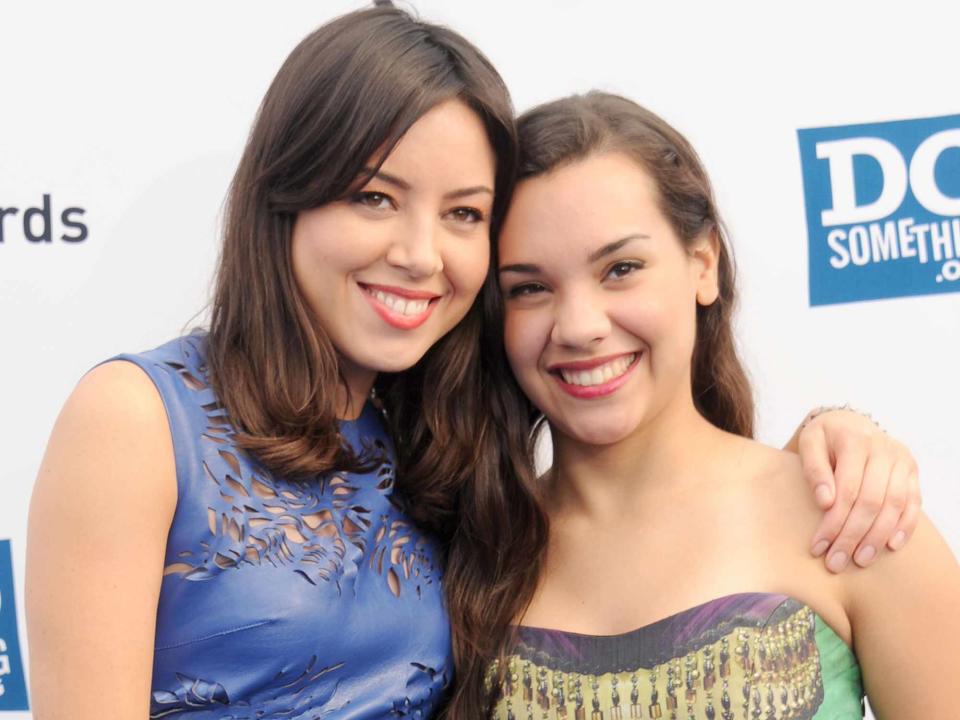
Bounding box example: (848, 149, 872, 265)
(549, 352, 640, 399)
(358, 282, 440, 330)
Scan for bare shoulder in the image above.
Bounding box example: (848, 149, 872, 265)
(33, 358, 177, 524)
(731, 438, 820, 528)
(703, 435, 826, 566)
(844, 511, 960, 602)
(714, 436, 854, 637)
(842, 512, 960, 716)
(68, 359, 171, 430)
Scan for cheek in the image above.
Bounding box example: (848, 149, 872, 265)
(326, 220, 389, 269)
(503, 308, 547, 381)
(294, 212, 362, 274)
(444, 237, 490, 298)
(502, 310, 524, 369)
(614, 296, 699, 376)
(611, 284, 697, 343)
(290, 228, 329, 303)
(607, 293, 663, 341)
(661, 287, 702, 351)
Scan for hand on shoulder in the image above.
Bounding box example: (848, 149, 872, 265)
(722, 439, 854, 641)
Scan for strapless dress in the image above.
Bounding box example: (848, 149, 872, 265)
(488, 592, 863, 720)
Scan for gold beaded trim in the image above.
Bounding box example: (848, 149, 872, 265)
(489, 605, 824, 720)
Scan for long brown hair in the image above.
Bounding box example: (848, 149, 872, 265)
(206, 3, 518, 515)
(446, 91, 755, 717)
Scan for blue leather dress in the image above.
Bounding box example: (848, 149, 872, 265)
(116, 335, 452, 719)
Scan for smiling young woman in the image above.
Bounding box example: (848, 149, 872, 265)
(466, 92, 960, 719)
(500, 151, 717, 449)
(289, 99, 495, 411)
(25, 6, 516, 719)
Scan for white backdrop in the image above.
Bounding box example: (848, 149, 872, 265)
(1, 2, 958, 717)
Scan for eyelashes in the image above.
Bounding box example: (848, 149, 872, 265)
(604, 259, 644, 280)
(504, 259, 646, 299)
(506, 282, 547, 299)
(351, 191, 394, 211)
(350, 191, 486, 223)
(446, 207, 486, 224)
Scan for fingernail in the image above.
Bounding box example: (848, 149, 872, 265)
(854, 545, 876, 566)
(889, 530, 906, 551)
(811, 539, 830, 557)
(814, 484, 832, 506)
(827, 551, 848, 573)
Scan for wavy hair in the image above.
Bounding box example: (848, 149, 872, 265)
(446, 91, 755, 717)
(206, 2, 518, 531)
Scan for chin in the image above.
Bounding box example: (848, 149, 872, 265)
(369, 351, 428, 374)
(338, 341, 426, 377)
(555, 416, 640, 447)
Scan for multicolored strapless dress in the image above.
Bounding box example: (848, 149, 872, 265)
(489, 593, 863, 719)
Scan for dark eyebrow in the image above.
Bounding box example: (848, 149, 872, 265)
(364, 169, 410, 191)
(362, 168, 493, 201)
(587, 234, 650, 262)
(500, 234, 651, 275)
(499, 262, 541, 275)
(443, 185, 494, 201)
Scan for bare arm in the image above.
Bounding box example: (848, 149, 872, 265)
(843, 512, 960, 718)
(787, 408, 920, 572)
(26, 361, 177, 719)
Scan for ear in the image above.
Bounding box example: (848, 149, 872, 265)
(690, 229, 720, 306)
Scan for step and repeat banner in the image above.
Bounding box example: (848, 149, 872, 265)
(1, 1, 957, 716)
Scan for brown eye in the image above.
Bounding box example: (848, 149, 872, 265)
(604, 260, 644, 280)
(506, 282, 546, 299)
(352, 191, 395, 211)
(446, 207, 485, 224)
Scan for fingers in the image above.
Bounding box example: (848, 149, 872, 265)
(851, 459, 911, 567)
(797, 423, 835, 510)
(809, 435, 867, 563)
(887, 463, 921, 551)
(822, 449, 890, 573)
(799, 407, 924, 572)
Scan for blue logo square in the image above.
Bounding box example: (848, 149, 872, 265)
(798, 113, 960, 306)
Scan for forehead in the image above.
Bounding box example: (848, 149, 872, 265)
(378, 99, 496, 179)
(499, 152, 663, 258)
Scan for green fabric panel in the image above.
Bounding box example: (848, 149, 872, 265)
(814, 615, 864, 718)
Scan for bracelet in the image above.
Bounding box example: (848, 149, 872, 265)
(800, 404, 884, 432)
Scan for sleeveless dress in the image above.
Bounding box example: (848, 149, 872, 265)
(115, 334, 452, 719)
(489, 593, 863, 719)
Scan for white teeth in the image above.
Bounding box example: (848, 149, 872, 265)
(559, 354, 636, 387)
(369, 288, 430, 316)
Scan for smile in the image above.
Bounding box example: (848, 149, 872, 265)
(358, 282, 440, 329)
(549, 352, 640, 399)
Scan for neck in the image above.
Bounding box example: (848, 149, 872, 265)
(549, 391, 725, 520)
(337, 362, 377, 421)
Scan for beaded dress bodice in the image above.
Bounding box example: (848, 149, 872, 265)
(489, 593, 863, 720)
(117, 335, 452, 720)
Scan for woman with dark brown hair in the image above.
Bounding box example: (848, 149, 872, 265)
(461, 92, 960, 719)
(25, 5, 921, 719)
(26, 5, 515, 718)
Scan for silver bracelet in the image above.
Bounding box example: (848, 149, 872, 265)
(800, 404, 883, 432)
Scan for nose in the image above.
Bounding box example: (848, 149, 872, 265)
(385, 215, 443, 278)
(550, 289, 611, 348)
